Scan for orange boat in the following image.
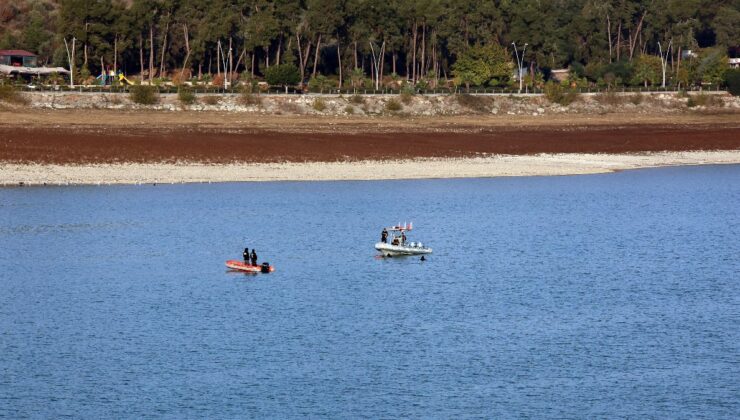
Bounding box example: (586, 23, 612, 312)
(225, 260, 275, 273)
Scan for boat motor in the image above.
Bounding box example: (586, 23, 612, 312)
(261, 262, 271, 273)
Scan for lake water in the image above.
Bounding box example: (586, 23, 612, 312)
(1, 165, 739, 418)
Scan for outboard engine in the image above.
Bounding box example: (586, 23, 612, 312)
(261, 262, 271, 273)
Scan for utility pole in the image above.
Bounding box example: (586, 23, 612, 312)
(658, 39, 672, 88)
(512, 42, 527, 93)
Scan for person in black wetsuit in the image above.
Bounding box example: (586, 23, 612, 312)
(250, 249, 258, 266)
(381, 228, 388, 243)
(243, 247, 250, 263)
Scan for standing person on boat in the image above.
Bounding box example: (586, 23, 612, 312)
(381, 228, 388, 243)
(401, 231, 407, 245)
(243, 247, 250, 263)
(250, 249, 258, 266)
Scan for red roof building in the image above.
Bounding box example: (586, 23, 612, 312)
(0, 50, 38, 67)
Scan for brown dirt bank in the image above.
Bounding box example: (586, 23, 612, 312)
(2, 123, 739, 164)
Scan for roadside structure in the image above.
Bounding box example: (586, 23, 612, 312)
(0, 49, 69, 79)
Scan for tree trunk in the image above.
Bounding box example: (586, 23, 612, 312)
(159, 18, 170, 78)
(181, 24, 190, 80)
(276, 35, 282, 65)
(229, 37, 234, 81)
(113, 36, 118, 74)
(411, 21, 417, 83)
(139, 36, 144, 78)
(337, 41, 342, 88)
(312, 34, 322, 78)
(297, 34, 305, 81)
(149, 25, 154, 82)
(420, 21, 426, 79)
(251, 53, 255, 78)
(629, 12, 646, 60)
(607, 13, 612, 63)
(393, 53, 397, 75)
(266, 44, 270, 68)
(216, 41, 221, 76)
(616, 23, 621, 61)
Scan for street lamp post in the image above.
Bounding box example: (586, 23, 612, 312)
(512, 42, 528, 93)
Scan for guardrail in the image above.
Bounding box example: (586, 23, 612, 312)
(11, 84, 728, 95)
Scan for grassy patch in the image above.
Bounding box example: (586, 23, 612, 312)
(348, 94, 364, 104)
(344, 105, 355, 114)
(456, 94, 493, 112)
(202, 95, 221, 105)
(593, 91, 625, 106)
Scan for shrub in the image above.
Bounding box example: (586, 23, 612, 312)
(129, 85, 159, 105)
(308, 75, 333, 93)
(629, 93, 643, 105)
(399, 84, 415, 104)
(238, 86, 262, 106)
(312, 98, 327, 111)
(344, 105, 355, 114)
(349, 94, 364, 104)
(202, 95, 221, 105)
(177, 86, 197, 105)
(544, 82, 579, 106)
(385, 98, 403, 112)
(687, 93, 724, 108)
(0, 84, 29, 105)
(593, 91, 625, 106)
(725, 68, 740, 96)
(456, 94, 492, 112)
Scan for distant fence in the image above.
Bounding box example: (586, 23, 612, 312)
(14, 84, 728, 96)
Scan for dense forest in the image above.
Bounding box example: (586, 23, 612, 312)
(1, 0, 738, 88)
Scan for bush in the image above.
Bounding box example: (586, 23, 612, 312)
(629, 93, 643, 105)
(456, 94, 493, 112)
(308, 75, 333, 93)
(0, 84, 28, 105)
(544, 82, 579, 106)
(385, 99, 403, 112)
(399, 84, 415, 104)
(312, 98, 327, 111)
(344, 105, 355, 114)
(129, 85, 159, 105)
(238, 86, 262, 106)
(202, 95, 221, 105)
(177, 86, 197, 105)
(725, 68, 740, 96)
(593, 91, 625, 106)
(349, 94, 364, 104)
(687, 93, 724, 108)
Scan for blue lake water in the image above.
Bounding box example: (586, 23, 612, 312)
(1, 165, 739, 418)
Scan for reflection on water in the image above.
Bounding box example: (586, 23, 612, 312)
(1, 165, 739, 417)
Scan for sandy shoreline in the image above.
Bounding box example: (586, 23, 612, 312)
(3, 151, 739, 186)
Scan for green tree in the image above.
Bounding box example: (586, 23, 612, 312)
(452, 44, 512, 89)
(265, 63, 300, 91)
(631, 54, 662, 87)
(697, 48, 729, 86)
